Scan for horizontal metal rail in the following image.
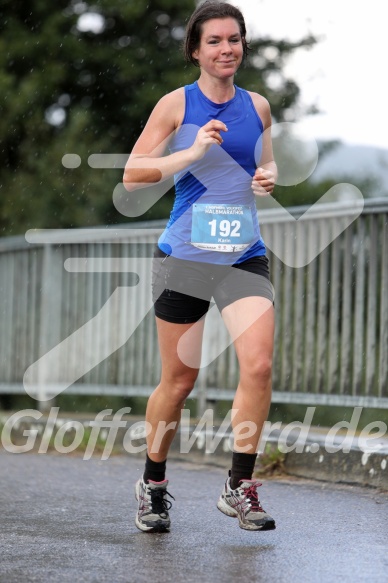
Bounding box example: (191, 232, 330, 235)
(0, 198, 387, 411)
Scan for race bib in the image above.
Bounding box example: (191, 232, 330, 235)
(191, 203, 255, 252)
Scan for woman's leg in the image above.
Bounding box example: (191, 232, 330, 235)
(145, 316, 205, 462)
(221, 296, 275, 454)
(216, 296, 276, 530)
(135, 315, 205, 533)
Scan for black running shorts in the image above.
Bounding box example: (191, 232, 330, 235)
(152, 247, 274, 324)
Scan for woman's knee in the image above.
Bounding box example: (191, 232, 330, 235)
(241, 355, 273, 385)
(162, 370, 199, 404)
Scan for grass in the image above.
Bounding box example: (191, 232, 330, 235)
(0, 419, 123, 457)
(254, 443, 286, 477)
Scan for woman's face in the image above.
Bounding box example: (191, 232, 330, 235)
(192, 17, 244, 79)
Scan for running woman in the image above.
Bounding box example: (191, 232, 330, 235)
(124, 0, 277, 533)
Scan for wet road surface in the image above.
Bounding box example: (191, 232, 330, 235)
(0, 451, 387, 582)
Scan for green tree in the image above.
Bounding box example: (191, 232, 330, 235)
(0, 0, 318, 236)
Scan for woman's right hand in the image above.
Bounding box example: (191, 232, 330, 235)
(190, 120, 228, 160)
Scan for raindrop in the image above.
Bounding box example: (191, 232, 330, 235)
(58, 93, 71, 107)
(118, 36, 131, 48)
(156, 14, 170, 25)
(78, 71, 96, 87)
(171, 27, 185, 41)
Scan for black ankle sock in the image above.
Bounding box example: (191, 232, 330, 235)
(230, 451, 257, 490)
(143, 453, 167, 483)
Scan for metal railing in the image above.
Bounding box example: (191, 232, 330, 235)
(0, 198, 387, 410)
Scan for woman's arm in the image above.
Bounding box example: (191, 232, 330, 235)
(123, 89, 228, 192)
(248, 92, 277, 196)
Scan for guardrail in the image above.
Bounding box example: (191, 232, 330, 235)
(0, 198, 387, 411)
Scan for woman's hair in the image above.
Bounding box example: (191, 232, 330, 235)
(183, 1, 250, 67)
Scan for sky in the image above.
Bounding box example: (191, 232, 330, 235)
(237, 0, 387, 150)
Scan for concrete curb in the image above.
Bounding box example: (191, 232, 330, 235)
(1, 411, 387, 490)
(168, 426, 388, 490)
(284, 448, 388, 489)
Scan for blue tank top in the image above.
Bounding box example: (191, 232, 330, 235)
(158, 81, 267, 264)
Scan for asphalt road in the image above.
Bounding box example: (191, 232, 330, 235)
(0, 451, 387, 583)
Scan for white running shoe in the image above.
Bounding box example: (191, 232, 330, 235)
(217, 477, 276, 531)
(135, 476, 174, 533)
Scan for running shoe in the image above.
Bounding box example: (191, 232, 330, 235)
(217, 476, 276, 531)
(135, 476, 174, 533)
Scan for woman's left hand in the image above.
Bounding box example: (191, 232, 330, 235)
(251, 167, 275, 196)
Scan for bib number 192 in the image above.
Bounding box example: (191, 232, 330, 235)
(208, 219, 241, 238)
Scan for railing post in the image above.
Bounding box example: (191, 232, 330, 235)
(37, 244, 56, 412)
